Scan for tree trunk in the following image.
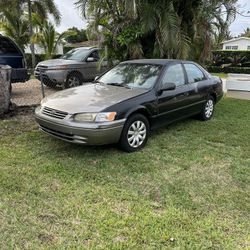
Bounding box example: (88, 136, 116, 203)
(0, 65, 11, 115)
(28, 0, 36, 72)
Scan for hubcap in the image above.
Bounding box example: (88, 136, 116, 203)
(205, 99, 214, 118)
(68, 76, 80, 87)
(127, 120, 147, 148)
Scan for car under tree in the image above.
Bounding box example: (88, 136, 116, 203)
(35, 59, 223, 152)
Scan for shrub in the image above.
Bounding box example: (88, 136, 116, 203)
(207, 66, 250, 74)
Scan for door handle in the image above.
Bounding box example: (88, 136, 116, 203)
(180, 92, 189, 97)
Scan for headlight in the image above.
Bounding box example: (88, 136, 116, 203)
(74, 112, 117, 122)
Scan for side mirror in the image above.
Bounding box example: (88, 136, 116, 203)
(86, 57, 95, 62)
(158, 82, 176, 95)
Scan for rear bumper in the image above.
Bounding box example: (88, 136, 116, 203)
(34, 107, 125, 145)
(11, 68, 30, 83)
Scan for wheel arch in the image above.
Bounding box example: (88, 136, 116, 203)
(209, 92, 217, 103)
(66, 70, 84, 81)
(125, 106, 151, 127)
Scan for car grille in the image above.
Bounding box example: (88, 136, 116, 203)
(42, 107, 68, 119)
(36, 65, 48, 73)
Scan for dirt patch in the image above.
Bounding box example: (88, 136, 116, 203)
(0, 104, 36, 120)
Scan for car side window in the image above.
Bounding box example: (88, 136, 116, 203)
(161, 63, 185, 88)
(184, 64, 206, 83)
(89, 50, 100, 61)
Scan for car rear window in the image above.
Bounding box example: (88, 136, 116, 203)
(0, 38, 20, 54)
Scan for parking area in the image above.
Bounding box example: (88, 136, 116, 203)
(11, 79, 57, 106)
(11, 77, 250, 108)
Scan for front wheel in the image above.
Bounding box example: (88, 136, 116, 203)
(119, 114, 150, 152)
(199, 96, 215, 121)
(65, 73, 83, 89)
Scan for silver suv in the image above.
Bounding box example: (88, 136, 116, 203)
(35, 47, 109, 88)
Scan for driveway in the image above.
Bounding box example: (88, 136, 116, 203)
(11, 79, 57, 106)
(221, 75, 250, 101)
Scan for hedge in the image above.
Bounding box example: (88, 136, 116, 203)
(207, 66, 250, 74)
(211, 50, 250, 66)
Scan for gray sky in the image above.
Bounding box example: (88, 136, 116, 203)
(230, 0, 250, 35)
(54, 0, 87, 32)
(54, 0, 250, 36)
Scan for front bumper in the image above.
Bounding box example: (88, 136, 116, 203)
(34, 107, 125, 145)
(34, 69, 68, 85)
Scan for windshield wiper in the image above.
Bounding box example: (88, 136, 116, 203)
(107, 83, 131, 89)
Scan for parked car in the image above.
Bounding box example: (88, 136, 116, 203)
(34, 47, 109, 89)
(35, 59, 223, 152)
(0, 35, 29, 83)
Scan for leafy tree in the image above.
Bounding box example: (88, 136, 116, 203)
(64, 27, 88, 44)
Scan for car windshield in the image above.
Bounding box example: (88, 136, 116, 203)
(98, 63, 162, 89)
(61, 49, 89, 61)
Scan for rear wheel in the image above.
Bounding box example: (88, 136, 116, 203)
(199, 96, 215, 121)
(119, 114, 149, 152)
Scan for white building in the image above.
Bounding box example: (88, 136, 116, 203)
(24, 44, 64, 55)
(221, 37, 250, 50)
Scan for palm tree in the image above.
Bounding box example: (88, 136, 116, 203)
(75, 0, 237, 63)
(32, 16, 74, 59)
(75, 0, 190, 60)
(241, 28, 250, 37)
(0, 2, 29, 50)
(25, 0, 61, 70)
(0, 0, 61, 69)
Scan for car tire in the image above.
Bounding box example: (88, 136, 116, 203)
(199, 96, 215, 121)
(65, 72, 83, 89)
(119, 114, 150, 152)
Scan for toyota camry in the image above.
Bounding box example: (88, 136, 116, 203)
(35, 59, 223, 152)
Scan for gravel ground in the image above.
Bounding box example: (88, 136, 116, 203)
(11, 79, 57, 106)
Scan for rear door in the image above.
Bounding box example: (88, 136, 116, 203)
(156, 62, 193, 125)
(183, 63, 210, 113)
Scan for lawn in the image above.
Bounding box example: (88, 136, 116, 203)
(211, 73, 228, 79)
(0, 98, 249, 249)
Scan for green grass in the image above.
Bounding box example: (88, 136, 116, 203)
(211, 73, 228, 79)
(0, 98, 250, 249)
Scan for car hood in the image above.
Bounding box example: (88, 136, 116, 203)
(41, 84, 148, 114)
(38, 59, 80, 67)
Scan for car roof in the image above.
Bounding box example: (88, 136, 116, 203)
(121, 59, 195, 65)
(74, 46, 99, 50)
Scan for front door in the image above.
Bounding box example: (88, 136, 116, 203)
(83, 50, 101, 81)
(156, 63, 192, 126)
